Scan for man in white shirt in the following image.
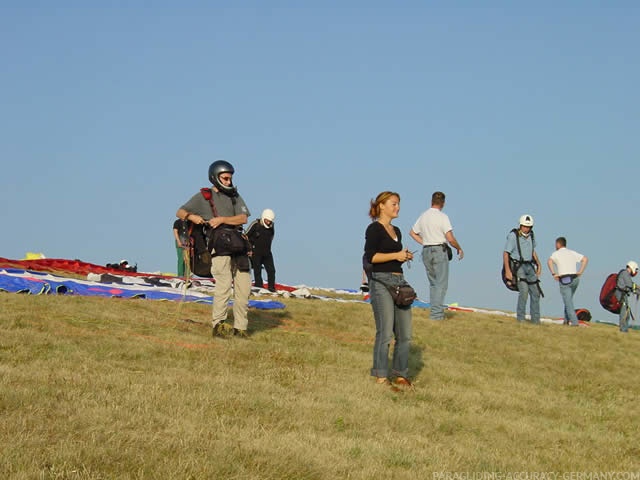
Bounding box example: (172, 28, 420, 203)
(547, 237, 588, 326)
(410, 191, 464, 320)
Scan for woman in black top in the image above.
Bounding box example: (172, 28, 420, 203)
(363, 191, 414, 387)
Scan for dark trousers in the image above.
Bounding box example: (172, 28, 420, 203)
(252, 253, 276, 290)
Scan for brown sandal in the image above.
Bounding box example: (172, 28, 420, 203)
(393, 377, 413, 388)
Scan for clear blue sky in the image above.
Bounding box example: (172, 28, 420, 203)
(2, 2, 639, 318)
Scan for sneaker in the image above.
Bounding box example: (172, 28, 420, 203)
(212, 323, 230, 338)
(233, 328, 249, 339)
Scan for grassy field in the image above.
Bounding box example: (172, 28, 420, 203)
(1, 292, 639, 479)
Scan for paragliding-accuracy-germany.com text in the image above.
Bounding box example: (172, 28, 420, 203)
(433, 472, 640, 480)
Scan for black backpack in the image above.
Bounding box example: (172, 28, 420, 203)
(362, 253, 373, 281)
(188, 223, 213, 277)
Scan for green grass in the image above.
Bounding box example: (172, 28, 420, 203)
(1, 293, 639, 479)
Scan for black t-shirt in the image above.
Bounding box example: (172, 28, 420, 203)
(173, 219, 189, 244)
(364, 221, 403, 273)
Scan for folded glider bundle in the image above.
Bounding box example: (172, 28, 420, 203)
(599, 271, 624, 314)
(575, 308, 592, 322)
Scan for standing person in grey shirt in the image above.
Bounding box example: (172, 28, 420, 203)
(409, 191, 464, 321)
(616, 261, 640, 333)
(176, 160, 252, 339)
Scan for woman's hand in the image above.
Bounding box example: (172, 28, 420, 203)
(397, 249, 413, 263)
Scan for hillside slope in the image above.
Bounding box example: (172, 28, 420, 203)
(1, 293, 639, 478)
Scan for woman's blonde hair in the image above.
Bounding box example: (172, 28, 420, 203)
(369, 191, 400, 220)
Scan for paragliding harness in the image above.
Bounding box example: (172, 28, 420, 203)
(501, 228, 544, 297)
(106, 260, 137, 273)
(188, 221, 213, 277)
(187, 188, 251, 277)
(600, 268, 628, 313)
(574, 308, 592, 322)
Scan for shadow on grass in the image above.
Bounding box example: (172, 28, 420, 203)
(177, 304, 290, 337)
(248, 308, 291, 334)
(409, 343, 426, 380)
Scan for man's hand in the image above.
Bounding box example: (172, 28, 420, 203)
(189, 214, 205, 225)
(207, 217, 225, 228)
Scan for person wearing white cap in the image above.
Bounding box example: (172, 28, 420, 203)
(615, 261, 640, 333)
(503, 214, 542, 323)
(246, 209, 277, 292)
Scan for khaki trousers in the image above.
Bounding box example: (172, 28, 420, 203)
(211, 255, 251, 331)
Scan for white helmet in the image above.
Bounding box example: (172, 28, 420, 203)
(627, 261, 639, 275)
(519, 214, 534, 227)
(261, 209, 275, 228)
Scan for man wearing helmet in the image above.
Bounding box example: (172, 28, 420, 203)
(615, 261, 640, 333)
(246, 209, 277, 293)
(503, 214, 542, 323)
(547, 237, 589, 326)
(176, 160, 252, 338)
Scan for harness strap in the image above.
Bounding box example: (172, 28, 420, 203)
(201, 188, 219, 217)
(509, 231, 544, 297)
(201, 187, 239, 218)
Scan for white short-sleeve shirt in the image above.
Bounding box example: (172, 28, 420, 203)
(549, 247, 584, 276)
(411, 208, 453, 245)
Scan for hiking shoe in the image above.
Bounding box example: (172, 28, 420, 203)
(212, 323, 230, 338)
(233, 328, 249, 339)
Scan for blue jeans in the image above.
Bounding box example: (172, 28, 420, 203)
(422, 245, 449, 320)
(516, 263, 540, 323)
(369, 272, 412, 379)
(619, 295, 631, 332)
(559, 277, 579, 325)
